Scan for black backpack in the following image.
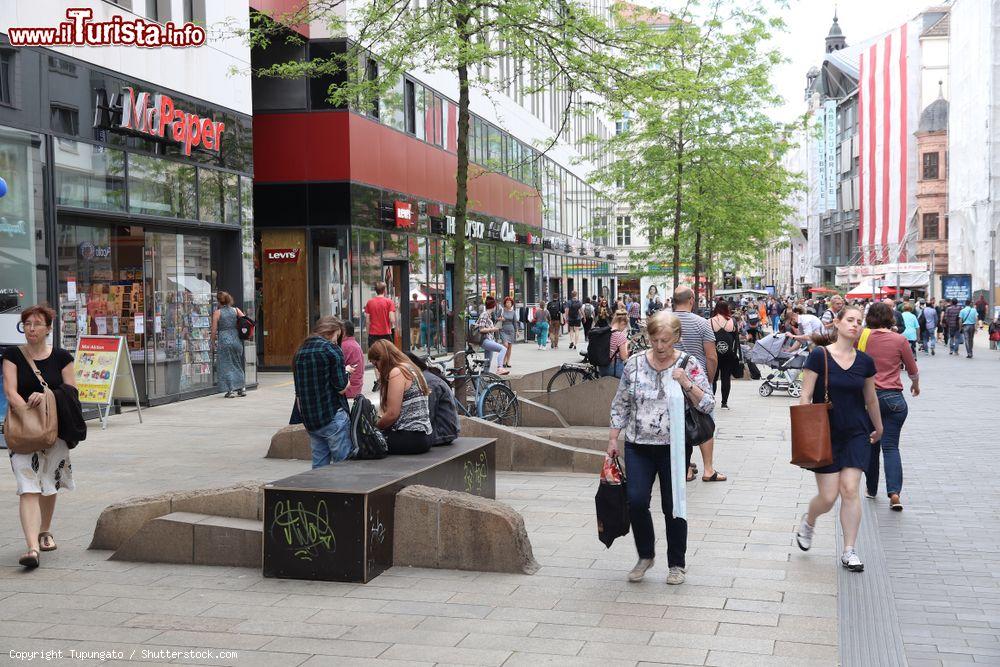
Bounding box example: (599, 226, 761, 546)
(587, 325, 613, 367)
(546, 300, 563, 320)
(349, 396, 389, 459)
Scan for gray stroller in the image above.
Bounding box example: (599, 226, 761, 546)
(746, 334, 809, 398)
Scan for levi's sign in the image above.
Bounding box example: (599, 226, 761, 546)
(394, 201, 413, 228)
(95, 86, 225, 156)
(265, 248, 300, 263)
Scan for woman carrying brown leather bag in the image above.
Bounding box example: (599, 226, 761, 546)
(2, 305, 78, 568)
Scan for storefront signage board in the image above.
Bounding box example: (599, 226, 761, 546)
(74, 335, 142, 430)
(394, 201, 413, 228)
(265, 248, 301, 263)
(941, 274, 972, 302)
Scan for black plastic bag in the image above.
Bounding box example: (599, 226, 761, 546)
(596, 456, 630, 548)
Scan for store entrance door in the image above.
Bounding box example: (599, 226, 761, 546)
(383, 261, 409, 350)
(499, 266, 510, 300)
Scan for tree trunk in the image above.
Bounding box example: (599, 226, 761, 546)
(693, 228, 702, 306)
(452, 14, 472, 352)
(672, 130, 683, 289)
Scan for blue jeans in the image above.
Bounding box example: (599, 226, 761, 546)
(481, 338, 507, 368)
(921, 328, 936, 352)
(771, 315, 780, 332)
(624, 443, 687, 567)
(866, 390, 908, 496)
(308, 410, 352, 468)
(599, 358, 624, 378)
(949, 327, 963, 354)
(964, 324, 976, 356)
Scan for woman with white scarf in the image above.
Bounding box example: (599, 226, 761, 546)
(608, 311, 715, 585)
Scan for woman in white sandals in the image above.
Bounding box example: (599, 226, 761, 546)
(2, 305, 77, 568)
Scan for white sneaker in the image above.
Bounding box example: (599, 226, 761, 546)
(796, 515, 814, 551)
(841, 548, 864, 572)
(665, 566, 686, 585)
(627, 558, 654, 582)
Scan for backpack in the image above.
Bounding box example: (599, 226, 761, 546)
(746, 309, 760, 324)
(236, 312, 255, 341)
(587, 325, 613, 367)
(467, 324, 483, 345)
(546, 300, 563, 320)
(350, 395, 388, 459)
(583, 303, 595, 321)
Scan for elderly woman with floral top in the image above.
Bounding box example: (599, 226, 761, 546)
(608, 311, 714, 585)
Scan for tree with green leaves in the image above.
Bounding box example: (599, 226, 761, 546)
(246, 0, 660, 348)
(591, 0, 799, 297)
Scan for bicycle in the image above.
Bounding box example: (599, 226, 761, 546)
(422, 347, 520, 426)
(546, 351, 601, 392)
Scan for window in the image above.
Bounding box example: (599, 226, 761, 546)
(54, 141, 126, 211)
(183, 0, 206, 25)
(404, 79, 416, 135)
(365, 59, 379, 119)
(922, 212, 939, 240)
(50, 105, 79, 136)
(48, 56, 77, 76)
(648, 224, 661, 244)
(616, 216, 631, 246)
(944, 215, 949, 239)
(128, 153, 197, 219)
(0, 50, 12, 105)
(923, 152, 939, 180)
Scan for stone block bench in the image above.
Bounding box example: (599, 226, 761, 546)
(263, 437, 496, 584)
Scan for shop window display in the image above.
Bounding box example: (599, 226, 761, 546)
(128, 153, 197, 219)
(53, 140, 126, 211)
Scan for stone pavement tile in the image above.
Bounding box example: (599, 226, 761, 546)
(154, 650, 312, 667)
(486, 606, 603, 627)
(154, 573, 261, 591)
(773, 640, 839, 659)
(30, 623, 164, 644)
(730, 577, 836, 595)
(378, 643, 512, 665)
(149, 629, 277, 650)
(552, 597, 667, 618)
(503, 653, 636, 667)
(416, 616, 536, 637)
(448, 590, 560, 610)
(615, 590, 727, 609)
(299, 658, 431, 667)
(662, 606, 779, 627)
(457, 632, 584, 656)
(715, 622, 837, 647)
(7, 607, 136, 628)
(343, 585, 454, 603)
(96, 596, 216, 616)
(529, 622, 653, 645)
(232, 618, 352, 639)
(705, 650, 837, 666)
(512, 583, 622, 602)
(382, 575, 518, 596)
(260, 636, 390, 658)
(0, 576, 95, 594)
(2, 591, 115, 612)
(307, 609, 424, 629)
(199, 603, 318, 622)
(578, 640, 707, 665)
(648, 630, 774, 655)
(123, 613, 242, 632)
(245, 578, 354, 595)
(341, 626, 467, 648)
(171, 587, 288, 606)
(0, 620, 55, 637)
(74, 582, 189, 600)
(274, 594, 389, 612)
(601, 614, 719, 635)
(380, 600, 494, 619)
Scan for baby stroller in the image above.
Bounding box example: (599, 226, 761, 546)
(746, 334, 808, 398)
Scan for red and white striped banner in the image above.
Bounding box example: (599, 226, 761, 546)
(858, 23, 919, 265)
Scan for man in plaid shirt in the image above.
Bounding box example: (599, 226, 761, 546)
(293, 317, 356, 468)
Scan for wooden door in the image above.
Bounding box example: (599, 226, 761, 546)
(262, 229, 308, 367)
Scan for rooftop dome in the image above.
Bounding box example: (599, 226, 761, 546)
(918, 87, 949, 133)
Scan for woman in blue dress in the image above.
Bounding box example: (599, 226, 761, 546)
(794, 305, 883, 573)
(211, 291, 247, 398)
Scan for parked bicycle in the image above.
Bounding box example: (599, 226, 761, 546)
(546, 351, 601, 392)
(422, 347, 520, 426)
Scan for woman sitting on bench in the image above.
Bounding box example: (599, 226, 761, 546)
(368, 340, 433, 455)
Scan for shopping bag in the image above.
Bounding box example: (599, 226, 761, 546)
(596, 456, 630, 548)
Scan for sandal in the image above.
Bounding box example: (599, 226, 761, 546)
(18, 549, 39, 568)
(38, 532, 57, 552)
(687, 465, 697, 483)
(702, 471, 728, 482)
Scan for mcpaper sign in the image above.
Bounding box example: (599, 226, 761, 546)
(94, 86, 225, 156)
(394, 201, 413, 228)
(265, 248, 300, 263)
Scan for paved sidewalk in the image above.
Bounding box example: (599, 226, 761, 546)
(0, 342, 991, 665)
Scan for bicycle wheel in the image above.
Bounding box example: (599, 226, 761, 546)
(547, 367, 587, 392)
(478, 383, 520, 426)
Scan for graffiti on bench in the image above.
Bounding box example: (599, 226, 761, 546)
(271, 499, 335, 561)
(464, 451, 489, 495)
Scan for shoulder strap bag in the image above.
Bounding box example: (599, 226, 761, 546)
(678, 353, 715, 448)
(789, 348, 833, 469)
(4, 346, 59, 454)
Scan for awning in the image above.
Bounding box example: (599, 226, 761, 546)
(846, 280, 888, 299)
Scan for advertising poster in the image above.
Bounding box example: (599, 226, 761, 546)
(74, 336, 122, 404)
(941, 274, 972, 302)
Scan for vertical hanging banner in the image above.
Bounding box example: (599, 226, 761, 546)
(824, 100, 838, 211)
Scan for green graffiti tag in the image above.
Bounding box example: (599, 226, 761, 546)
(463, 451, 488, 495)
(272, 499, 335, 561)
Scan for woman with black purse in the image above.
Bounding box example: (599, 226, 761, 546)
(608, 312, 715, 586)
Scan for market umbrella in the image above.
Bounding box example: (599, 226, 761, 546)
(808, 287, 839, 295)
